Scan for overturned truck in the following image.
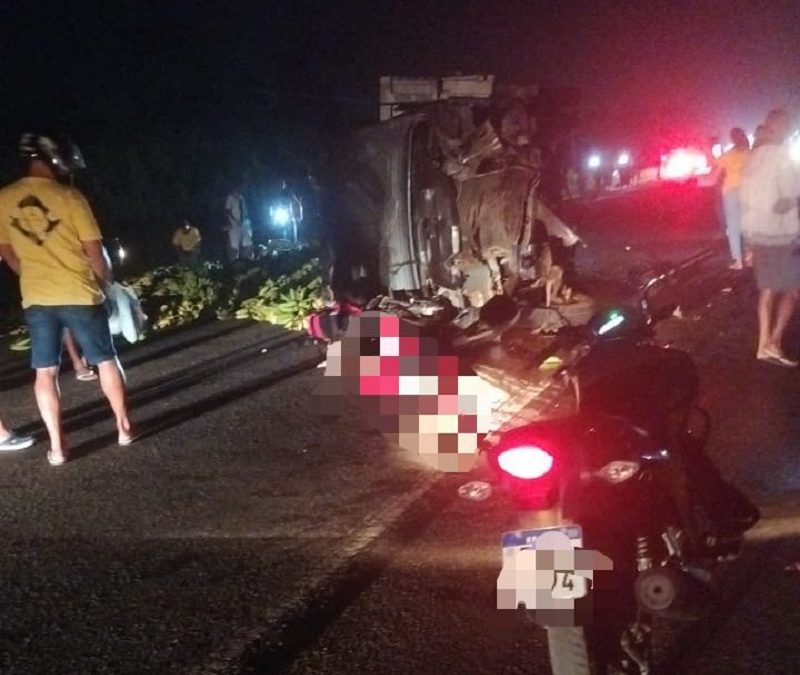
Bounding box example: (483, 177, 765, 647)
(325, 84, 581, 342)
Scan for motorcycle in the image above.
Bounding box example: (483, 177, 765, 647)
(460, 251, 759, 674)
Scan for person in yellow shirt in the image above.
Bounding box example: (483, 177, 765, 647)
(714, 127, 751, 269)
(172, 220, 202, 266)
(0, 133, 133, 465)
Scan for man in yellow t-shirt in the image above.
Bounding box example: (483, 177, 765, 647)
(0, 133, 133, 465)
(172, 220, 202, 266)
(714, 127, 751, 269)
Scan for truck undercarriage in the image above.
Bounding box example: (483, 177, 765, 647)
(325, 93, 582, 346)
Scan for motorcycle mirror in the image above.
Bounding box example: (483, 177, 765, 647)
(457, 480, 493, 501)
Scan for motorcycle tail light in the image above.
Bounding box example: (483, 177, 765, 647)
(596, 460, 640, 484)
(497, 445, 554, 480)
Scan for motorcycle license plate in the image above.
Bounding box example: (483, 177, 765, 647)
(498, 524, 587, 606)
(501, 524, 583, 550)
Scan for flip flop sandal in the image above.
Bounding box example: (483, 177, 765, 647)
(0, 433, 35, 451)
(772, 355, 798, 368)
(76, 370, 98, 382)
(757, 351, 798, 368)
(118, 432, 138, 446)
(763, 347, 798, 366)
(47, 451, 67, 466)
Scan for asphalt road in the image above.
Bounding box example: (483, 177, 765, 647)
(0, 321, 443, 675)
(1, 183, 799, 675)
(278, 277, 800, 675)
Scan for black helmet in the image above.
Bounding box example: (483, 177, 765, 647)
(19, 133, 86, 177)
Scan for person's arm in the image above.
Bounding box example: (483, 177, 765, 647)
(706, 154, 726, 186)
(295, 196, 303, 222)
(0, 244, 20, 275)
(774, 151, 800, 214)
(67, 189, 111, 284)
(225, 196, 240, 229)
(82, 239, 112, 285)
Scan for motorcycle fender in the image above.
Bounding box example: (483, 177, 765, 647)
(518, 506, 568, 531)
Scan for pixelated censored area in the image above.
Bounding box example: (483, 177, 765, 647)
(313, 312, 496, 472)
(497, 531, 613, 627)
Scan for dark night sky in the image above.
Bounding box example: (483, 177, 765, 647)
(1, 0, 799, 144)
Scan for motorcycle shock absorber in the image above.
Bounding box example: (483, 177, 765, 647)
(636, 535, 653, 572)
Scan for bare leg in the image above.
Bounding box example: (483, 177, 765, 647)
(0, 417, 9, 438)
(757, 289, 776, 355)
(34, 367, 65, 459)
(769, 289, 799, 353)
(96, 359, 131, 440)
(62, 330, 85, 372)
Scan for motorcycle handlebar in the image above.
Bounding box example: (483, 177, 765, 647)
(639, 246, 717, 304)
(638, 246, 717, 324)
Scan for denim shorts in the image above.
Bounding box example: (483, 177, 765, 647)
(24, 304, 117, 369)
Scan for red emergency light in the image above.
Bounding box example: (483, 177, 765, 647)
(660, 148, 710, 181)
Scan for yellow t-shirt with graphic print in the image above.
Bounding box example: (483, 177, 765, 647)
(0, 176, 105, 308)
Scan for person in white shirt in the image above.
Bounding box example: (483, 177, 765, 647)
(740, 109, 800, 367)
(224, 182, 253, 261)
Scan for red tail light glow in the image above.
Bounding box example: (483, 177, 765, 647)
(497, 445, 554, 479)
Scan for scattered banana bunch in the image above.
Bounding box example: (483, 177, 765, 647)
(234, 259, 325, 331)
(269, 285, 326, 331)
(7, 326, 30, 352)
(131, 265, 223, 332)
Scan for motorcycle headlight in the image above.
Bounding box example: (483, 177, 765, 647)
(596, 460, 640, 484)
(271, 206, 291, 226)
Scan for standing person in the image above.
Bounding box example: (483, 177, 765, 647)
(740, 110, 800, 367)
(224, 182, 252, 261)
(714, 128, 751, 269)
(753, 124, 770, 149)
(171, 219, 202, 266)
(0, 133, 134, 465)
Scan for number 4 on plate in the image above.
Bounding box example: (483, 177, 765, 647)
(551, 571, 586, 599)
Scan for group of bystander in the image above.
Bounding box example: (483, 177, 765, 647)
(715, 109, 800, 367)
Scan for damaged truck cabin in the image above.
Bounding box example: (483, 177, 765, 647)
(327, 76, 580, 330)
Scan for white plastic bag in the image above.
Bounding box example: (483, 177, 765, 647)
(106, 282, 147, 343)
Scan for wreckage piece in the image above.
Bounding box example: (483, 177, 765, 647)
(432, 99, 541, 181)
(453, 165, 579, 302)
(534, 200, 580, 247)
(438, 117, 506, 181)
(327, 100, 580, 325)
